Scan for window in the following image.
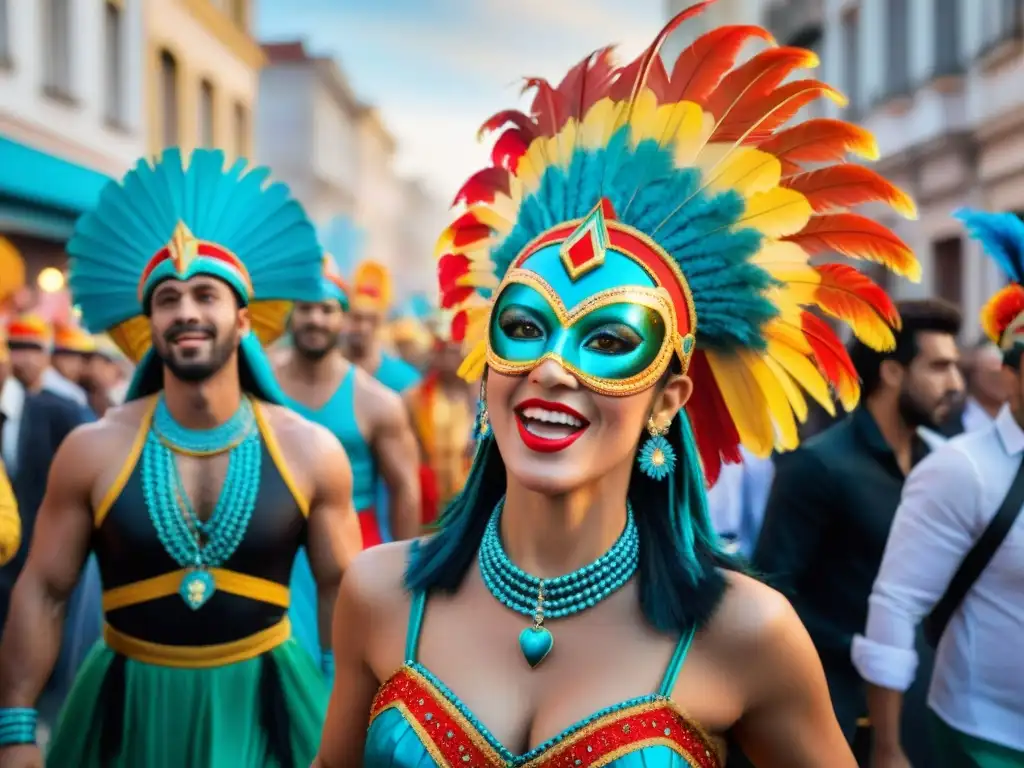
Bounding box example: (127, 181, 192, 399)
(234, 102, 249, 157)
(885, 0, 910, 96)
(199, 80, 215, 147)
(982, 0, 1024, 48)
(103, 1, 124, 124)
(0, 0, 10, 66)
(841, 7, 860, 115)
(159, 50, 179, 148)
(933, 236, 963, 307)
(934, 0, 962, 76)
(43, 0, 72, 97)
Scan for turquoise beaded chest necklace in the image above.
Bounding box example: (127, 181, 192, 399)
(478, 500, 640, 669)
(142, 395, 262, 610)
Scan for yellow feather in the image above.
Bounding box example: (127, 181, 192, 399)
(627, 89, 661, 148)
(764, 335, 835, 415)
(666, 103, 709, 167)
(763, 317, 811, 353)
(581, 98, 618, 149)
(706, 350, 775, 457)
(762, 354, 809, 424)
(457, 340, 488, 382)
(738, 187, 812, 238)
(489, 193, 519, 227)
(742, 350, 799, 451)
(750, 241, 810, 267)
(703, 147, 782, 199)
(516, 137, 551, 194)
(464, 204, 512, 233)
(456, 270, 500, 290)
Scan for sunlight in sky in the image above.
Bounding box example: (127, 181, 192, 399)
(256, 0, 667, 202)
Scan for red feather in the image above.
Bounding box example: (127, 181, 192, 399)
(477, 110, 536, 142)
(684, 350, 742, 488)
(706, 47, 819, 124)
(440, 286, 474, 310)
(452, 168, 510, 207)
(668, 25, 775, 104)
(450, 310, 469, 343)
(784, 213, 919, 280)
(437, 253, 470, 296)
(781, 164, 915, 217)
(799, 311, 857, 388)
(757, 118, 878, 175)
(490, 128, 530, 172)
(712, 79, 839, 142)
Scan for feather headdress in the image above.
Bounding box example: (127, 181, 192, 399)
(68, 148, 322, 364)
(436, 1, 917, 484)
(319, 253, 350, 309)
(351, 260, 392, 314)
(955, 208, 1024, 350)
(67, 148, 323, 403)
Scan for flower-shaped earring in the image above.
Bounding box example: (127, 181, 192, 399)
(637, 416, 675, 481)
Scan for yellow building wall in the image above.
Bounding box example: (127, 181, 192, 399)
(144, 0, 264, 161)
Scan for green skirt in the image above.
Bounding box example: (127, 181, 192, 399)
(46, 637, 328, 767)
(930, 712, 1024, 768)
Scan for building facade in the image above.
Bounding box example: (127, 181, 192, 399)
(146, 0, 263, 160)
(257, 41, 362, 223)
(0, 0, 145, 301)
(394, 178, 446, 302)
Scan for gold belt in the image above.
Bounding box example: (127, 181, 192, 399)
(103, 618, 292, 668)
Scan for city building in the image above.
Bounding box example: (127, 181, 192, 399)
(673, 0, 1024, 338)
(257, 40, 362, 222)
(146, 0, 263, 160)
(0, 0, 145, 307)
(394, 178, 446, 302)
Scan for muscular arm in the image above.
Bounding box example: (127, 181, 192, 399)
(304, 428, 362, 651)
(730, 586, 856, 767)
(372, 394, 421, 542)
(0, 428, 95, 707)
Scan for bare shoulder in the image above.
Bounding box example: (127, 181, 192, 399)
(50, 399, 152, 491)
(341, 539, 421, 623)
(703, 571, 800, 657)
(259, 401, 342, 452)
(352, 368, 405, 424)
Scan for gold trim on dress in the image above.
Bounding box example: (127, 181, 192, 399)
(94, 396, 158, 528)
(102, 617, 291, 668)
(252, 401, 310, 517)
(101, 567, 290, 612)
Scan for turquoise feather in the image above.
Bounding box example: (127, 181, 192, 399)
(67, 148, 323, 334)
(954, 207, 1024, 284)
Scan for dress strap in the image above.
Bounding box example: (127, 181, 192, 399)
(657, 623, 697, 697)
(404, 540, 428, 663)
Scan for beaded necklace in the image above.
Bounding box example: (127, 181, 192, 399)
(477, 500, 639, 669)
(142, 396, 262, 610)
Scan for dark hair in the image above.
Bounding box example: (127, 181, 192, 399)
(405, 373, 744, 637)
(849, 298, 962, 399)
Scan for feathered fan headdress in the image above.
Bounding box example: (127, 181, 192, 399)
(351, 260, 392, 314)
(436, 1, 918, 484)
(68, 148, 323, 401)
(956, 208, 1024, 350)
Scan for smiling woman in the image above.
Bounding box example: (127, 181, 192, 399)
(315, 2, 918, 767)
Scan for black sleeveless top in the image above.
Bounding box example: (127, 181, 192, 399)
(93, 399, 307, 646)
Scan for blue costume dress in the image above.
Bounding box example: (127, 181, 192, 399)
(364, 588, 722, 768)
(286, 366, 380, 661)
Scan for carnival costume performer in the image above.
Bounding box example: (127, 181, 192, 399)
(315, 3, 921, 766)
(277, 254, 420, 664)
(347, 260, 423, 394)
(0, 149, 361, 768)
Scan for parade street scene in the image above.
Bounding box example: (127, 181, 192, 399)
(0, 0, 1020, 766)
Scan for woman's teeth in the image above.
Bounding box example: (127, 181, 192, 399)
(519, 407, 585, 438)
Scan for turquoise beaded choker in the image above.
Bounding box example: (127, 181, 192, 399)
(478, 500, 640, 669)
(142, 396, 262, 610)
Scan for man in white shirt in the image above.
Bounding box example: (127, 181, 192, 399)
(853, 208, 1024, 767)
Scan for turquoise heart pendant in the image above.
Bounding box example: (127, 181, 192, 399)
(518, 625, 554, 669)
(179, 570, 216, 610)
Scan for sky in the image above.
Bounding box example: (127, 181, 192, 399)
(256, 0, 668, 204)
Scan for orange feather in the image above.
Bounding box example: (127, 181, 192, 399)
(668, 24, 775, 104)
(809, 264, 900, 350)
(685, 350, 742, 488)
(799, 311, 860, 410)
(712, 79, 842, 142)
(706, 47, 818, 121)
(981, 284, 1024, 343)
(781, 164, 916, 218)
(757, 118, 878, 175)
(784, 213, 920, 281)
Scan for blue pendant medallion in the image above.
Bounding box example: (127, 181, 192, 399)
(519, 625, 554, 668)
(180, 570, 215, 610)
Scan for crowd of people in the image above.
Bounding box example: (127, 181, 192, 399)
(0, 3, 1020, 767)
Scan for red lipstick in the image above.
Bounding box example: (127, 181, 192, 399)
(514, 398, 589, 454)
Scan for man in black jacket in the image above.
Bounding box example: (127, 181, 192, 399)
(752, 299, 964, 766)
